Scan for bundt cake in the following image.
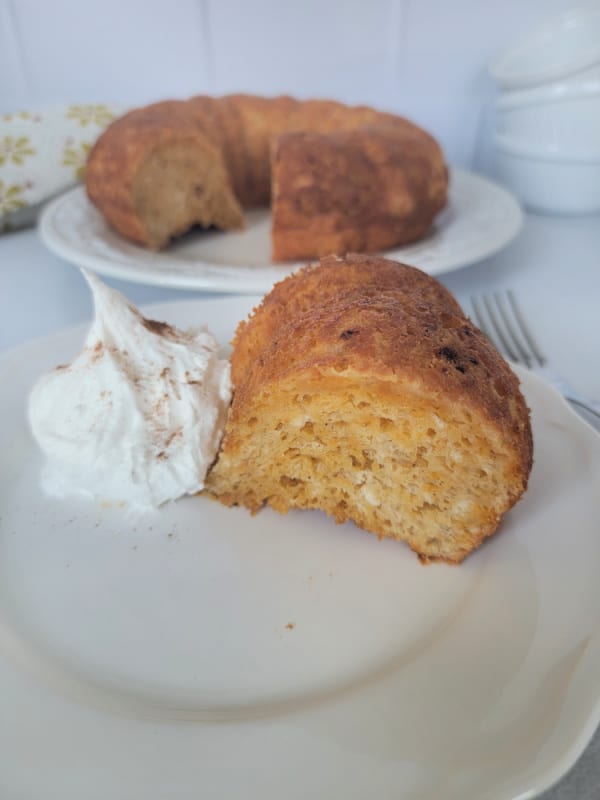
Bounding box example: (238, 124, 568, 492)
(205, 254, 533, 564)
(85, 95, 448, 261)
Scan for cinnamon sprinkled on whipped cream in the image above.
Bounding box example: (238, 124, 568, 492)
(28, 271, 231, 511)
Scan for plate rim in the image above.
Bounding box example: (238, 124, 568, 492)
(38, 168, 523, 294)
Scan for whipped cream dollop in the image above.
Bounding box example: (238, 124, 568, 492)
(28, 271, 232, 511)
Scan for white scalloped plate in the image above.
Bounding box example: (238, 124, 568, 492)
(39, 169, 522, 293)
(1, 297, 599, 800)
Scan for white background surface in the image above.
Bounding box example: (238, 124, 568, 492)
(0, 0, 582, 171)
(1, 1, 600, 797)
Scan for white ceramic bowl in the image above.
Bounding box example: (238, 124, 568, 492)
(489, 1, 600, 90)
(494, 134, 600, 214)
(495, 83, 600, 159)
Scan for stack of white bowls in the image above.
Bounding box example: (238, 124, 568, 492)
(488, 1, 600, 214)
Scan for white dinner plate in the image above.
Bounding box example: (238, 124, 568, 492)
(2, 297, 599, 800)
(39, 169, 522, 294)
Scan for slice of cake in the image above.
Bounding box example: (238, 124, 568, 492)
(206, 255, 533, 563)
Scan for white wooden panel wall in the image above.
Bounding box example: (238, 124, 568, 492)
(207, 0, 400, 106)
(0, 0, 577, 168)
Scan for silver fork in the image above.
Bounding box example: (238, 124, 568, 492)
(470, 290, 600, 424)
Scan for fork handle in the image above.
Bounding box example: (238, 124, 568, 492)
(537, 370, 600, 425)
(566, 395, 600, 422)
(557, 383, 600, 422)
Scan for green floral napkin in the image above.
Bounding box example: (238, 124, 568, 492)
(0, 103, 123, 233)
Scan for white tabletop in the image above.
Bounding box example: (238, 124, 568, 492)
(1, 216, 600, 799)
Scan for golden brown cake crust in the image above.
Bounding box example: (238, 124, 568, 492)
(230, 255, 532, 472)
(207, 255, 533, 564)
(271, 126, 447, 261)
(85, 95, 448, 258)
(85, 100, 245, 248)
